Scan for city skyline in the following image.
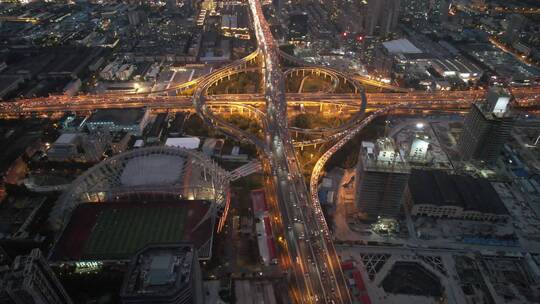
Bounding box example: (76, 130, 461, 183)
(0, 0, 540, 303)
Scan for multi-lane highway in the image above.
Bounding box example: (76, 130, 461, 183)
(3, 86, 540, 117)
(0, 2, 540, 302)
(247, 0, 352, 302)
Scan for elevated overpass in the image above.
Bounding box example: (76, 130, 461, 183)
(0, 2, 539, 302)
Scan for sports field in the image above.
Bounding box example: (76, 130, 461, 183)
(51, 200, 214, 261)
(83, 206, 186, 259)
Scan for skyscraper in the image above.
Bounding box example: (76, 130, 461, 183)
(183, 0, 193, 11)
(288, 12, 308, 43)
(459, 87, 516, 164)
(128, 10, 141, 26)
(400, 0, 428, 28)
(504, 14, 528, 44)
(430, 0, 449, 23)
(0, 245, 10, 267)
(0, 249, 73, 304)
(356, 137, 411, 221)
(166, 0, 179, 11)
(272, 0, 283, 12)
(364, 0, 401, 36)
(401, 0, 448, 26)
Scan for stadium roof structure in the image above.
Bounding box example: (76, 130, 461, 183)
(51, 201, 215, 262)
(50, 147, 231, 231)
(120, 154, 185, 186)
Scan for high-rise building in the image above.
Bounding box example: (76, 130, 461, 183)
(0, 245, 11, 285)
(166, 0, 179, 11)
(401, 0, 426, 16)
(401, 0, 448, 26)
(0, 249, 73, 304)
(356, 137, 410, 221)
(503, 14, 528, 44)
(459, 87, 516, 164)
(0, 245, 11, 267)
(127, 10, 141, 26)
(48, 129, 110, 163)
(363, 0, 401, 36)
(430, 0, 449, 23)
(183, 0, 193, 11)
(400, 0, 427, 28)
(288, 12, 308, 43)
(121, 243, 203, 304)
(272, 0, 283, 12)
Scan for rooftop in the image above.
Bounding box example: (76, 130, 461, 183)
(432, 57, 483, 75)
(121, 243, 197, 299)
(361, 138, 410, 173)
(0, 120, 43, 173)
(409, 170, 509, 215)
(86, 108, 147, 126)
(383, 38, 423, 54)
(120, 154, 185, 187)
(53, 133, 78, 145)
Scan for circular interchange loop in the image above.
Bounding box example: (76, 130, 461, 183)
(284, 67, 341, 94)
(193, 50, 268, 151)
(194, 50, 368, 148)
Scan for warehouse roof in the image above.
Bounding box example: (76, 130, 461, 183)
(383, 39, 422, 54)
(87, 108, 147, 126)
(409, 170, 508, 215)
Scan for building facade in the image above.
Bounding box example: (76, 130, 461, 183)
(272, 0, 283, 12)
(458, 87, 516, 164)
(0, 249, 73, 304)
(48, 130, 110, 163)
(84, 108, 150, 136)
(363, 0, 401, 36)
(504, 14, 528, 44)
(356, 138, 410, 221)
(408, 170, 510, 222)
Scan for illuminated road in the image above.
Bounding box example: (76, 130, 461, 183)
(3, 86, 540, 117)
(247, 0, 353, 302)
(309, 99, 481, 213)
(0, 3, 540, 302)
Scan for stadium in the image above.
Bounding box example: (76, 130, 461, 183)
(49, 146, 231, 263)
